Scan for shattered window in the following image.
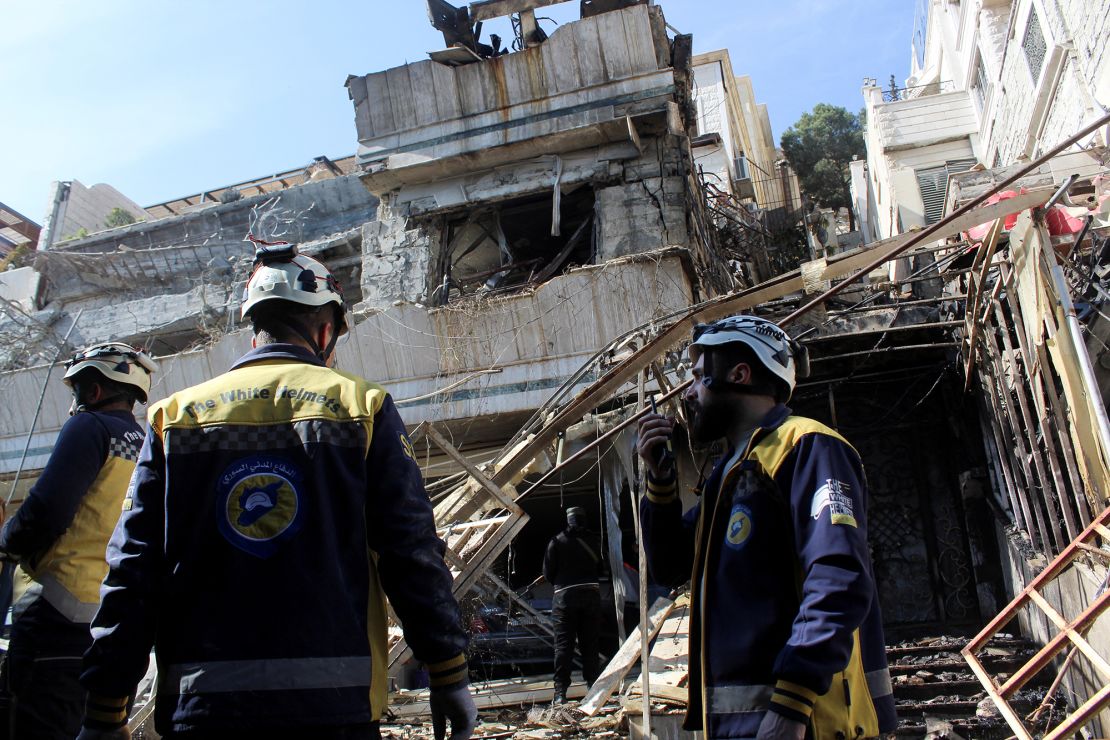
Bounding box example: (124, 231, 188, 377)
(1022, 8, 1047, 80)
(430, 189, 595, 305)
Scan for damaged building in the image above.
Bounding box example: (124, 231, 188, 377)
(4, 0, 1110, 737)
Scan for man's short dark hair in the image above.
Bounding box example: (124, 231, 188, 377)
(250, 300, 339, 345)
(707, 342, 789, 402)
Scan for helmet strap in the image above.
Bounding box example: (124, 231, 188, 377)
(70, 382, 128, 415)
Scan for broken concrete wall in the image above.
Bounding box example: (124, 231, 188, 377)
(347, 5, 671, 175)
(359, 217, 437, 310)
(0, 251, 696, 479)
(0, 174, 378, 369)
(47, 174, 377, 257)
(595, 176, 688, 260)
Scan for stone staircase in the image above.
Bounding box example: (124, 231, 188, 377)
(889, 635, 1062, 738)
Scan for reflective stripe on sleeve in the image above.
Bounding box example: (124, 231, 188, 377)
(866, 667, 894, 698)
(705, 683, 774, 714)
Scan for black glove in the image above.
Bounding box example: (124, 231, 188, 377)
(430, 683, 477, 740)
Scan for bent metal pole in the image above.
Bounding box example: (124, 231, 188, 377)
(7, 308, 85, 505)
(779, 109, 1110, 328)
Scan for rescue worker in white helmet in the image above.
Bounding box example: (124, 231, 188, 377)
(636, 315, 896, 740)
(78, 241, 476, 740)
(0, 342, 153, 740)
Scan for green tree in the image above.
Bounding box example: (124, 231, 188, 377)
(104, 207, 137, 229)
(780, 104, 865, 230)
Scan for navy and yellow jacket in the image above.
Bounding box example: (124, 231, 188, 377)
(80, 345, 468, 734)
(640, 405, 896, 740)
(0, 409, 143, 625)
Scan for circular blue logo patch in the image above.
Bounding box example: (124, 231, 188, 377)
(725, 503, 753, 549)
(217, 456, 303, 558)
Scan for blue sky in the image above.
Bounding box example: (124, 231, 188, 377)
(0, 1, 912, 221)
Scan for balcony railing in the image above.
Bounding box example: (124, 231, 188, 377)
(882, 79, 956, 102)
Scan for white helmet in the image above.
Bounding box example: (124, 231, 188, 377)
(241, 242, 347, 335)
(688, 315, 808, 401)
(63, 342, 158, 403)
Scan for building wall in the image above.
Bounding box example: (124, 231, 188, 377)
(912, 0, 1110, 167)
(691, 51, 783, 209)
(873, 89, 979, 153)
(40, 180, 151, 249)
(858, 0, 1110, 245)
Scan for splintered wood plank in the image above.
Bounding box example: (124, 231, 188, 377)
(424, 423, 522, 514)
(579, 596, 675, 716)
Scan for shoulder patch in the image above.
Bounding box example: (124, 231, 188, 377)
(725, 503, 754, 549)
(810, 479, 857, 527)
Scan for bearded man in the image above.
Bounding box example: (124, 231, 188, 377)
(636, 315, 895, 740)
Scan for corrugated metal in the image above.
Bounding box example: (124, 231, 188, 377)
(916, 158, 978, 224)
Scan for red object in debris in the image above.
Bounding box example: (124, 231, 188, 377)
(965, 190, 1025, 242)
(1044, 204, 1087, 235)
(965, 187, 1087, 242)
(469, 615, 490, 633)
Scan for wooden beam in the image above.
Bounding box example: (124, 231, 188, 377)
(980, 324, 1055, 551)
(966, 508, 1110, 654)
(963, 653, 1034, 740)
(388, 513, 530, 671)
(424, 423, 522, 515)
(993, 299, 1081, 542)
(579, 596, 675, 716)
(962, 218, 1004, 392)
(1001, 263, 1093, 530)
(987, 303, 1067, 550)
(468, 0, 570, 22)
